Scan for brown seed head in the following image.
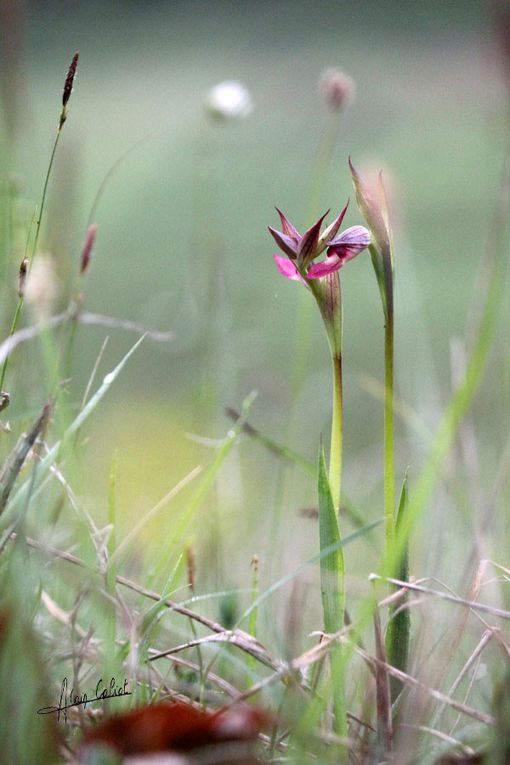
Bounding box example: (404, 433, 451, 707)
(62, 52, 79, 107)
(59, 52, 79, 128)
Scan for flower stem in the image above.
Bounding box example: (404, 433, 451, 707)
(384, 309, 396, 562)
(329, 353, 343, 512)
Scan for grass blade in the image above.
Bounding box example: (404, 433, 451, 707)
(2, 335, 145, 522)
(318, 440, 344, 634)
(386, 473, 410, 703)
(318, 439, 346, 738)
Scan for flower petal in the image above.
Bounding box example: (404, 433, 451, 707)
(327, 225, 371, 249)
(273, 254, 303, 281)
(275, 208, 300, 242)
(297, 210, 329, 267)
(268, 227, 299, 259)
(317, 201, 349, 254)
(306, 254, 343, 279)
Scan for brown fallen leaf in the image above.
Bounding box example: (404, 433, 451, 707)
(81, 699, 271, 762)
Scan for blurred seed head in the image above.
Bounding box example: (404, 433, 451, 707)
(320, 68, 355, 112)
(186, 545, 196, 592)
(79, 222, 98, 276)
(0, 392, 9, 413)
(205, 80, 253, 121)
(17, 257, 28, 297)
(24, 254, 60, 319)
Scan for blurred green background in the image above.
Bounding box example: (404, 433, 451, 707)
(1, 0, 509, 601)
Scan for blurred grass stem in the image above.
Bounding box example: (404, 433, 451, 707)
(384, 309, 395, 559)
(0, 128, 62, 392)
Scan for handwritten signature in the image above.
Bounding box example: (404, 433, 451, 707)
(37, 677, 131, 722)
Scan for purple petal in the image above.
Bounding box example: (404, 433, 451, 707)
(268, 227, 298, 259)
(327, 225, 371, 249)
(275, 208, 300, 242)
(306, 254, 343, 279)
(306, 226, 371, 279)
(297, 210, 329, 266)
(317, 201, 349, 254)
(273, 254, 303, 281)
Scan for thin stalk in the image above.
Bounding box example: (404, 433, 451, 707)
(0, 299, 24, 392)
(328, 357, 346, 741)
(33, 129, 61, 262)
(384, 310, 395, 560)
(0, 128, 62, 391)
(329, 354, 343, 512)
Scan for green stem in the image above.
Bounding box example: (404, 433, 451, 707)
(329, 354, 343, 513)
(33, 128, 61, 261)
(384, 309, 396, 561)
(0, 126, 62, 392)
(0, 298, 23, 392)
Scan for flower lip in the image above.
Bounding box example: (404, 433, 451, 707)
(273, 254, 303, 281)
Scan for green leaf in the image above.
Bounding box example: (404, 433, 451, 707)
(318, 441, 344, 634)
(386, 472, 410, 702)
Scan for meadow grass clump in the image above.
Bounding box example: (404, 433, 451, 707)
(0, 45, 509, 765)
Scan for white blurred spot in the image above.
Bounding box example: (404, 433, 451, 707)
(205, 80, 253, 120)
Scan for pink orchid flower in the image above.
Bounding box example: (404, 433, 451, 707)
(268, 203, 371, 281)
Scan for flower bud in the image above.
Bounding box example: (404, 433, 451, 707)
(349, 159, 394, 319)
(349, 159, 391, 258)
(320, 68, 355, 112)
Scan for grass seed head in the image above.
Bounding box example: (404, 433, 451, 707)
(59, 51, 79, 127)
(79, 223, 98, 276)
